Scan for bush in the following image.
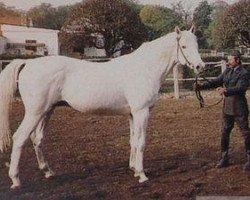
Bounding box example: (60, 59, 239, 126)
(0, 54, 42, 60)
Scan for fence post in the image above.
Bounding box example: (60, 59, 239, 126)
(173, 64, 180, 99)
(221, 60, 227, 72)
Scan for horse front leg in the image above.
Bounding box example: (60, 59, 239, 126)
(9, 113, 42, 189)
(30, 111, 55, 179)
(132, 108, 149, 183)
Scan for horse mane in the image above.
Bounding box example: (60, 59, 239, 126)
(128, 32, 176, 60)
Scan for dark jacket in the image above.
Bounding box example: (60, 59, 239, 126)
(202, 66, 249, 116)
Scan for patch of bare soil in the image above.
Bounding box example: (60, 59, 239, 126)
(1, 91, 250, 200)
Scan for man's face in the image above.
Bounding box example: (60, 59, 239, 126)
(227, 56, 239, 68)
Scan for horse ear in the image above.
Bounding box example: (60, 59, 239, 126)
(175, 26, 181, 35)
(190, 24, 195, 33)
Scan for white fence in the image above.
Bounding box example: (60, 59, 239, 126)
(169, 61, 250, 99)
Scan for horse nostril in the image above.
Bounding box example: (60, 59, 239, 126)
(196, 65, 200, 70)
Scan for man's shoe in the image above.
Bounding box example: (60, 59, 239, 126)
(216, 158, 229, 168)
(243, 153, 250, 171)
(243, 161, 250, 171)
(216, 151, 229, 168)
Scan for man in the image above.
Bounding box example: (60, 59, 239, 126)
(194, 50, 250, 170)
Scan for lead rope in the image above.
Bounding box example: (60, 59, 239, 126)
(194, 74, 223, 108)
(195, 75, 204, 108)
(176, 37, 223, 108)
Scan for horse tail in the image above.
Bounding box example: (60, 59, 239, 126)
(0, 59, 25, 152)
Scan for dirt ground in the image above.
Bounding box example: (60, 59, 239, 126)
(1, 91, 250, 200)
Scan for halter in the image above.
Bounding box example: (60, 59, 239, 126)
(176, 36, 192, 67)
(176, 36, 223, 108)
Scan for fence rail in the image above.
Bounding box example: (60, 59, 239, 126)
(170, 61, 250, 99)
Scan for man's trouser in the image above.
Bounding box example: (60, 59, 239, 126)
(221, 114, 250, 152)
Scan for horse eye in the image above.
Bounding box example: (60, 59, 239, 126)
(182, 45, 186, 49)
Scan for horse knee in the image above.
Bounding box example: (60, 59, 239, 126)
(33, 134, 43, 147)
(136, 137, 146, 152)
(9, 168, 18, 179)
(12, 132, 29, 149)
(12, 135, 22, 149)
(130, 137, 137, 148)
(30, 132, 36, 142)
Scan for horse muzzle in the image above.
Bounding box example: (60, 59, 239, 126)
(194, 62, 205, 74)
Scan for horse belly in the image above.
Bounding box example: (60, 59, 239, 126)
(70, 100, 130, 116)
(63, 88, 130, 115)
(83, 107, 131, 116)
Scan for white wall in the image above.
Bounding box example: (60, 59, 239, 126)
(84, 47, 106, 57)
(1, 25, 59, 55)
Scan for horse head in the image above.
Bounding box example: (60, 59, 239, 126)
(175, 25, 205, 74)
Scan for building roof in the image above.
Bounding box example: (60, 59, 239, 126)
(0, 16, 26, 26)
(1, 24, 59, 33)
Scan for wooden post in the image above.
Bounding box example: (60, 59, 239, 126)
(173, 64, 180, 99)
(221, 60, 227, 73)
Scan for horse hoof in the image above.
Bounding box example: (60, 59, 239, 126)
(10, 184, 21, 190)
(45, 171, 55, 179)
(139, 176, 149, 183)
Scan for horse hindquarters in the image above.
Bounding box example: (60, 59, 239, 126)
(9, 112, 43, 189)
(9, 65, 63, 189)
(30, 109, 55, 179)
(9, 89, 58, 188)
(0, 60, 26, 152)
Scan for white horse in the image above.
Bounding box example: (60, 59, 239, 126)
(0, 26, 204, 189)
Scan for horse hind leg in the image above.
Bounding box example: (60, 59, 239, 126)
(30, 109, 55, 179)
(129, 114, 136, 171)
(9, 112, 43, 189)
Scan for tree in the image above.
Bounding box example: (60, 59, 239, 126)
(210, 1, 228, 49)
(212, 0, 250, 49)
(54, 6, 75, 30)
(27, 4, 55, 29)
(193, 1, 213, 48)
(60, 0, 147, 56)
(139, 5, 182, 40)
(171, 1, 192, 29)
(0, 3, 21, 17)
(210, 0, 228, 20)
(27, 3, 75, 30)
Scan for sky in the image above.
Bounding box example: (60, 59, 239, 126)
(0, 0, 238, 11)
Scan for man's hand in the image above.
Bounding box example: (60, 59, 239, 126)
(216, 87, 226, 95)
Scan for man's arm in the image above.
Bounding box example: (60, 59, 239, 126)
(224, 73, 249, 96)
(201, 73, 224, 90)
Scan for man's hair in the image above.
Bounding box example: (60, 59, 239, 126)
(231, 50, 241, 59)
(231, 50, 242, 64)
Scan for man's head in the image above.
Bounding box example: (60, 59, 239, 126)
(227, 50, 242, 67)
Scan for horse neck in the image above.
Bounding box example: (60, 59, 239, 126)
(132, 33, 177, 83)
